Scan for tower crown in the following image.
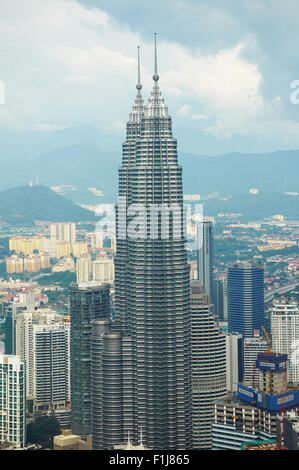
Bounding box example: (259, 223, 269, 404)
(128, 46, 145, 124)
(146, 33, 168, 119)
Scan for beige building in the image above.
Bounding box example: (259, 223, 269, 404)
(76, 253, 92, 283)
(92, 256, 114, 284)
(53, 430, 92, 450)
(89, 232, 103, 250)
(56, 241, 71, 259)
(72, 242, 88, 258)
(9, 236, 40, 255)
(52, 257, 75, 273)
(50, 222, 76, 245)
(5, 255, 24, 274)
(39, 238, 58, 258)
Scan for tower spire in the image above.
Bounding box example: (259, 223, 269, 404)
(153, 32, 159, 82)
(136, 45, 142, 91)
(146, 33, 168, 118)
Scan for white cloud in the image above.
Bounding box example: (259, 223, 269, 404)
(0, 0, 298, 151)
(177, 104, 208, 120)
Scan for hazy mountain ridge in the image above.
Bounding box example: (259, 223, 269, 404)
(1, 143, 298, 202)
(0, 185, 98, 226)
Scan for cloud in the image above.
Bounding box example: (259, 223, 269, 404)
(177, 105, 208, 120)
(0, 0, 299, 154)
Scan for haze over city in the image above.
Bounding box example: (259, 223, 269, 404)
(0, 0, 298, 457)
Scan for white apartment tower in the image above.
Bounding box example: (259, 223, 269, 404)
(0, 354, 26, 448)
(33, 324, 69, 413)
(93, 257, 114, 284)
(272, 300, 299, 383)
(50, 222, 76, 245)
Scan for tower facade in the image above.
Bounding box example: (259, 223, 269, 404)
(197, 220, 214, 304)
(70, 282, 110, 437)
(228, 260, 264, 337)
(114, 39, 192, 449)
(190, 282, 226, 449)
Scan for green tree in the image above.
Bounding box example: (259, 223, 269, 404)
(27, 415, 61, 448)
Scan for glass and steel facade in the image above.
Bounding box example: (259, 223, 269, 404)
(70, 282, 110, 437)
(228, 260, 264, 337)
(114, 47, 192, 450)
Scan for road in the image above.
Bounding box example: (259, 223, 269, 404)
(264, 282, 299, 303)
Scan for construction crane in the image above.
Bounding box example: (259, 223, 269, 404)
(261, 316, 279, 355)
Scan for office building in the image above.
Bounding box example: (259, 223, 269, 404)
(282, 410, 299, 450)
(190, 282, 226, 449)
(213, 279, 225, 320)
(228, 260, 264, 337)
(197, 220, 214, 304)
(70, 282, 110, 437)
(91, 320, 133, 450)
(114, 38, 192, 449)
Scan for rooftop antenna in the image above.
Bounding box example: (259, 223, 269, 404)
(153, 32, 159, 82)
(136, 45, 142, 91)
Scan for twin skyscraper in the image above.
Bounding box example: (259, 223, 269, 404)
(71, 34, 192, 450)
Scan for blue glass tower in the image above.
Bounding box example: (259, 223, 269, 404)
(228, 260, 264, 337)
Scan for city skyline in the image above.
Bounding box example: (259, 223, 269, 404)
(0, 0, 298, 454)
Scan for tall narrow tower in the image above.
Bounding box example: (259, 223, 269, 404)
(114, 37, 192, 449)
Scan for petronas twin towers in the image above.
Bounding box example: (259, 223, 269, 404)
(114, 35, 192, 449)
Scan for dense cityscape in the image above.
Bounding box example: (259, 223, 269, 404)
(0, 1, 299, 459)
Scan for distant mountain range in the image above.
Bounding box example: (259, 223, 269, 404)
(1, 140, 298, 204)
(0, 185, 98, 226)
(0, 124, 298, 221)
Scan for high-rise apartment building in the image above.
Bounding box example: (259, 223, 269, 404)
(228, 260, 264, 337)
(72, 242, 88, 259)
(114, 39, 192, 449)
(0, 354, 26, 448)
(92, 256, 114, 284)
(15, 308, 69, 401)
(70, 282, 110, 437)
(190, 282, 226, 449)
(4, 304, 28, 355)
(33, 324, 69, 415)
(271, 300, 299, 383)
(50, 222, 76, 246)
(56, 241, 71, 259)
(76, 253, 92, 284)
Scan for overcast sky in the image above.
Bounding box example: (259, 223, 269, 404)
(1, 0, 299, 155)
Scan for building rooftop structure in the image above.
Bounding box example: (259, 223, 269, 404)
(241, 440, 283, 450)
